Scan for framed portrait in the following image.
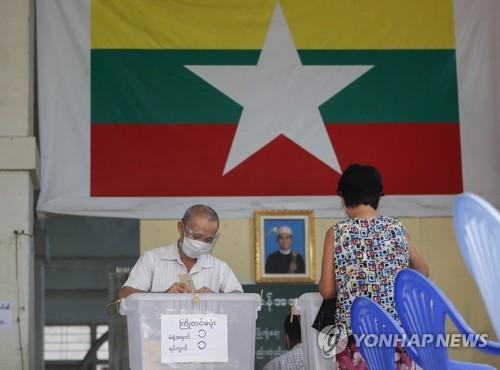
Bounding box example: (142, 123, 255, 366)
(255, 209, 315, 283)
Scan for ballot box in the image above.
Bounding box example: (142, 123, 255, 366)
(295, 293, 336, 370)
(120, 293, 261, 370)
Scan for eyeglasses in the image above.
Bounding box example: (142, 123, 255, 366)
(183, 223, 219, 244)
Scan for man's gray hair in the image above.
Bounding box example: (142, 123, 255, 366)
(182, 204, 219, 227)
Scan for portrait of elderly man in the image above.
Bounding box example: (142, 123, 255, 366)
(265, 226, 305, 274)
(119, 204, 243, 299)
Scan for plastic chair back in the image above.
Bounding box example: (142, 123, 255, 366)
(395, 269, 500, 370)
(395, 269, 450, 369)
(351, 297, 402, 370)
(453, 192, 500, 338)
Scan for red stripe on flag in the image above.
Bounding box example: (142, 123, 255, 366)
(329, 123, 463, 195)
(91, 123, 462, 196)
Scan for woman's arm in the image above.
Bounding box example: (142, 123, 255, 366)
(406, 231, 429, 277)
(319, 228, 337, 299)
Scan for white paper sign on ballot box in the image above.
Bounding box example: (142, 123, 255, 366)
(161, 314, 228, 363)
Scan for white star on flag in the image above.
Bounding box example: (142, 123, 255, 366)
(186, 3, 373, 175)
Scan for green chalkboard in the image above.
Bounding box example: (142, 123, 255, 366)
(243, 284, 318, 370)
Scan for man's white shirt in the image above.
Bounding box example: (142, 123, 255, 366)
(123, 243, 243, 293)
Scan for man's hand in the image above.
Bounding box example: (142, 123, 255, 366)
(165, 282, 189, 293)
(196, 287, 214, 293)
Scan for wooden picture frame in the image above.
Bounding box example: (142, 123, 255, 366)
(255, 209, 315, 283)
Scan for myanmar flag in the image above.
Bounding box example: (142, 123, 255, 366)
(90, 0, 462, 197)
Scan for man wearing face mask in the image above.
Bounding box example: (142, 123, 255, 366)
(119, 204, 243, 299)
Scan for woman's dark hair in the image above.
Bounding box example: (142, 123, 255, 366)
(337, 164, 384, 209)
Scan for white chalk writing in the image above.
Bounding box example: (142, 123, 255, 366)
(256, 327, 281, 341)
(255, 345, 286, 360)
(261, 292, 296, 312)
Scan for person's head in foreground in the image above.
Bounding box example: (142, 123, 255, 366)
(284, 313, 302, 350)
(277, 225, 293, 253)
(263, 313, 304, 370)
(177, 204, 220, 259)
(337, 163, 384, 218)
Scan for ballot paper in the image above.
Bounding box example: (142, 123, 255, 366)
(179, 273, 196, 292)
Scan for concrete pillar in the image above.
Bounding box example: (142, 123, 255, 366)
(0, 0, 37, 369)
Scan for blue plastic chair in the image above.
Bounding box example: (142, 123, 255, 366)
(352, 296, 418, 370)
(453, 192, 500, 339)
(395, 269, 500, 370)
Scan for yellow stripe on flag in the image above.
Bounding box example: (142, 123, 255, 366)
(92, 0, 455, 50)
(92, 0, 275, 49)
(282, 0, 455, 49)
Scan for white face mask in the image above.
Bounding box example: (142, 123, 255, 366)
(181, 236, 213, 259)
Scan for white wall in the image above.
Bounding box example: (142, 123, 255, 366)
(0, 0, 37, 369)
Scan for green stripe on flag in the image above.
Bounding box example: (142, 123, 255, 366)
(301, 50, 459, 123)
(91, 49, 458, 123)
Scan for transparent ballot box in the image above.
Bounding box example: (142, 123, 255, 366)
(295, 293, 336, 370)
(120, 293, 261, 370)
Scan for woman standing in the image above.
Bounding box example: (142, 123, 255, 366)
(319, 164, 428, 370)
